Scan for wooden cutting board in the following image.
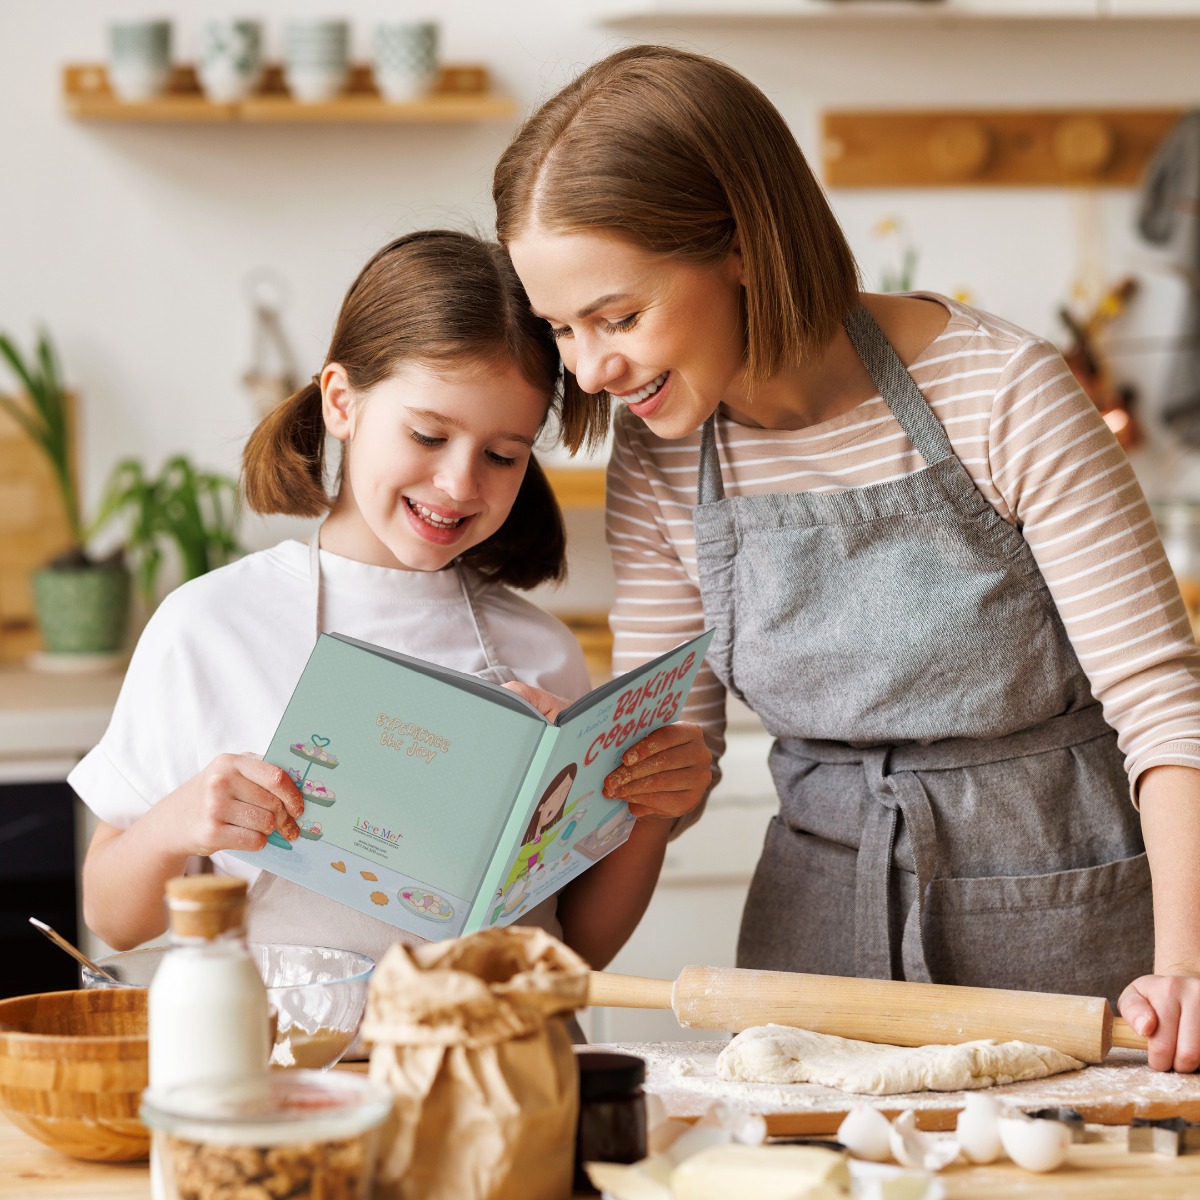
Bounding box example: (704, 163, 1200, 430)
(602, 1041, 1200, 1136)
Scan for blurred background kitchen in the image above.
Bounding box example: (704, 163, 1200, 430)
(5, 0, 1200, 1039)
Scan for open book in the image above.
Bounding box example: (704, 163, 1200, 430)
(231, 629, 713, 940)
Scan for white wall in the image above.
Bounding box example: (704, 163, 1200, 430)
(6, 4, 1200, 612)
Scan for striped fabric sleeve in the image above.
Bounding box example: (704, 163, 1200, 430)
(987, 337, 1200, 795)
(606, 409, 727, 831)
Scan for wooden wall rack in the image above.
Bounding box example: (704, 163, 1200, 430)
(62, 63, 515, 123)
(822, 107, 1183, 187)
(544, 467, 606, 510)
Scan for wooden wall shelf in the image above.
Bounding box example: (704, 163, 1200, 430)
(62, 63, 515, 123)
(822, 107, 1182, 187)
(545, 467, 606, 510)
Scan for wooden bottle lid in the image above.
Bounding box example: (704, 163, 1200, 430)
(165, 875, 248, 939)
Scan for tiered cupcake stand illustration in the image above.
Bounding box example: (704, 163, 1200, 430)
(267, 734, 337, 849)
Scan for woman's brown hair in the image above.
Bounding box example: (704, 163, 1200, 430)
(493, 45, 860, 448)
(242, 229, 574, 590)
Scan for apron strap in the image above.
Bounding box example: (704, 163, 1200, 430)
(844, 305, 953, 469)
(698, 415, 725, 506)
(455, 566, 512, 683)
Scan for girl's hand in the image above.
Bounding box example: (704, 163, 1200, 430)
(503, 680, 571, 722)
(163, 753, 304, 856)
(602, 721, 712, 820)
(1118, 972, 1200, 1072)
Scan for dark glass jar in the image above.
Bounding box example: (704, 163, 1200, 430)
(573, 1050, 647, 1194)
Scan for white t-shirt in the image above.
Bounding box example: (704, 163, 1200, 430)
(69, 539, 591, 892)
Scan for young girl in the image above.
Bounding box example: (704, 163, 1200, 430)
(495, 45, 1200, 1071)
(71, 229, 645, 969)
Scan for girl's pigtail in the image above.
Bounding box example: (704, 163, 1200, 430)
(241, 380, 330, 517)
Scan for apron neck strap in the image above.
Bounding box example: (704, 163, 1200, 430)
(698, 415, 725, 506)
(843, 304, 952, 468)
(308, 523, 505, 679)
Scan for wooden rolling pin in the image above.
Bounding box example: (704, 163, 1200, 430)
(587, 966, 1148, 1064)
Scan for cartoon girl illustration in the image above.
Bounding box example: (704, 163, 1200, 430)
(522, 762, 578, 850)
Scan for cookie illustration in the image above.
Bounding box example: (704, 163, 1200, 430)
(290, 734, 339, 767)
(398, 888, 455, 921)
(330, 861, 346, 873)
(370, 891, 389, 906)
(287, 768, 337, 806)
(360, 870, 378, 881)
(296, 818, 323, 841)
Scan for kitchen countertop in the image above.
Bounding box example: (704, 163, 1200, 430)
(9, 1110, 1200, 1199)
(0, 664, 122, 767)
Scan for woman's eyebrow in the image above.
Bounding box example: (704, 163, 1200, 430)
(532, 292, 633, 322)
(406, 407, 536, 447)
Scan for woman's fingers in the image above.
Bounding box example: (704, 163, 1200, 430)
(603, 722, 712, 817)
(1120, 974, 1200, 1073)
(502, 680, 570, 721)
(202, 755, 303, 844)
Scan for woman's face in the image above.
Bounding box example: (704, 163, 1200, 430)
(321, 358, 547, 571)
(508, 225, 746, 441)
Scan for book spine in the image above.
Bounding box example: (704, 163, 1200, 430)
(463, 725, 560, 934)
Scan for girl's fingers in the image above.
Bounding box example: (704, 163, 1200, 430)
(1118, 983, 1158, 1038)
(238, 757, 306, 821)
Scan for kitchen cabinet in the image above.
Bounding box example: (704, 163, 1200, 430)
(1106, 0, 1200, 11)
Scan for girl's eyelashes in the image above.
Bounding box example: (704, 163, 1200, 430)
(410, 429, 519, 468)
(549, 324, 572, 341)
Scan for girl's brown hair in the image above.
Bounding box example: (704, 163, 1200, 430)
(242, 229, 575, 590)
(521, 761, 578, 846)
(493, 45, 860, 448)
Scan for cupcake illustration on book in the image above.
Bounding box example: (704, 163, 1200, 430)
(287, 733, 338, 809)
(297, 818, 324, 842)
(286, 768, 337, 807)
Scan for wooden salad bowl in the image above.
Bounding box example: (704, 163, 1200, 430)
(0, 988, 149, 1161)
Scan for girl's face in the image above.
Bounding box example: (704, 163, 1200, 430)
(508, 224, 746, 441)
(321, 358, 547, 571)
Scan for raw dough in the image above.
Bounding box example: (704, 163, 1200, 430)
(716, 1024, 1084, 1096)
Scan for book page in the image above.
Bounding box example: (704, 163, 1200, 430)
(229, 634, 545, 938)
(480, 630, 713, 929)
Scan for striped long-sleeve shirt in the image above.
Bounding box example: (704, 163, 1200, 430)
(605, 293, 1200, 809)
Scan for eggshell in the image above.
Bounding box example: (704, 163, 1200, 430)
(998, 1114, 1071, 1172)
(956, 1092, 1002, 1164)
(888, 1110, 960, 1172)
(837, 1104, 893, 1162)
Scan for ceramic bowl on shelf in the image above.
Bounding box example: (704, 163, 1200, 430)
(0, 987, 149, 1161)
(82, 942, 374, 1069)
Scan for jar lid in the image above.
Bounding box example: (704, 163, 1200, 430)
(576, 1050, 646, 1098)
(165, 875, 247, 939)
(140, 1069, 392, 1145)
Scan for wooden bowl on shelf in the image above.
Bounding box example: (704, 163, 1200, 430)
(0, 988, 149, 1161)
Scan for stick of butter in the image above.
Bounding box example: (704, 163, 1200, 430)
(671, 1144, 851, 1200)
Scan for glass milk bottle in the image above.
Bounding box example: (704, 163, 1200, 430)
(148, 876, 271, 1199)
(148, 875, 271, 1093)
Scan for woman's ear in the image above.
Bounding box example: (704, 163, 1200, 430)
(729, 231, 747, 287)
(321, 363, 355, 441)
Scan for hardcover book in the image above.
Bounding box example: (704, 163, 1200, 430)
(231, 629, 713, 940)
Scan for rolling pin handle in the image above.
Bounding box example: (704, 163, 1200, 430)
(1110, 1014, 1149, 1052)
(587, 971, 674, 1011)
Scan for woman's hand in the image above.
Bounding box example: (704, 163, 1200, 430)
(161, 753, 304, 857)
(1119, 972, 1200, 1073)
(502, 680, 572, 721)
(602, 721, 712, 820)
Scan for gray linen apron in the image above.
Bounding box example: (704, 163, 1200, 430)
(694, 306, 1152, 1005)
(246, 529, 559, 963)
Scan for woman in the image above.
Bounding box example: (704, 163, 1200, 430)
(495, 44, 1200, 1071)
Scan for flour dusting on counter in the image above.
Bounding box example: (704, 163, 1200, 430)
(592, 1042, 1198, 1124)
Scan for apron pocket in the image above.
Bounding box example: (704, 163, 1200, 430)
(917, 851, 1153, 1006)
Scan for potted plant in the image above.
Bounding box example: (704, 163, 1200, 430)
(0, 327, 241, 658)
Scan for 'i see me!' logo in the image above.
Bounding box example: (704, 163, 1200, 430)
(354, 817, 404, 845)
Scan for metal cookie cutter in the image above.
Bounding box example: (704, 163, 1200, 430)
(1025, 1107, 1088, 1144)
(1128, 1117, 1200, 1156)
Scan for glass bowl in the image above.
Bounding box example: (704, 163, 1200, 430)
(141, 1069, 392, 1200)
(82, 942, 374, 1069)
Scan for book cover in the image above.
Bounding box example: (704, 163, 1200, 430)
(230, 629, 713, 941)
